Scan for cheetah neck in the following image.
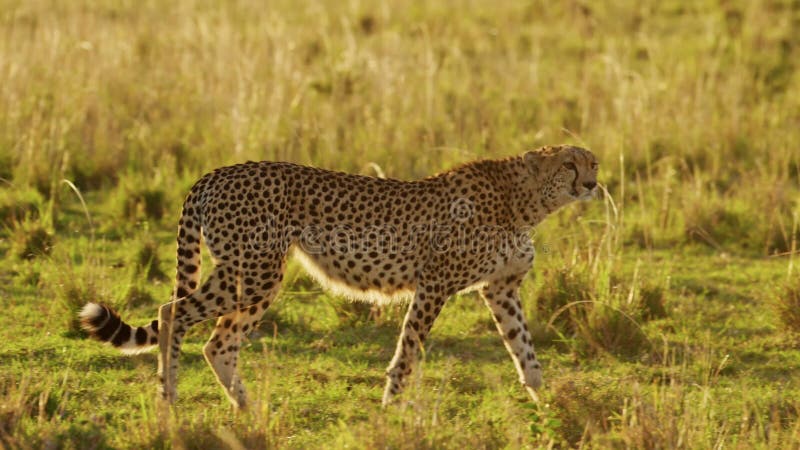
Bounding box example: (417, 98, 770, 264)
(442, 155, 561, 229)
(500, 156, 553, 228)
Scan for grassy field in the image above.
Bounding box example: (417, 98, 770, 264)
(1, 0, 800, 448)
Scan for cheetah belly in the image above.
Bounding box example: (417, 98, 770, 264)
(291, 246, 417, 304)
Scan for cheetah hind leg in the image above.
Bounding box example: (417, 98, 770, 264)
(203, 297, 275, 409)
(203, 311, 247, 408)
(157, 263, 244, 405)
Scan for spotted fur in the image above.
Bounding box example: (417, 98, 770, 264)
(80, 145, 599, 408)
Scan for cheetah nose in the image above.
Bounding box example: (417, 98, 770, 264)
(583, 181, 597, 190)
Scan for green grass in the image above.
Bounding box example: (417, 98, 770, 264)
(2, 0, 800, 448)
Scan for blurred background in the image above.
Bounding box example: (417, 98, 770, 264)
(1, 0, 798, 251)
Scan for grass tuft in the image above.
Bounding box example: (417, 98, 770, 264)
(124, 285, 157, 309)
(535, 267, 593, 334)
(122, 187, 168, 222)
(54, 272, 101, 335)
(534, 260, 655, 358)
(774, 276, 800, 333)
(572, 301, 650, 359)
(639, 282, 668, 320)
(0, 187, 44, 231)
(548, 373, 626, 445)
(10, 220, 54, 260)
(134, 237, 167, 281)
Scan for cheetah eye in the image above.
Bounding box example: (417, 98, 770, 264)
(591, 163, 599, 171)
(563, 162, 577, 171)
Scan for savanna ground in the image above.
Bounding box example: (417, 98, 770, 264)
(1, 0, 799, 448)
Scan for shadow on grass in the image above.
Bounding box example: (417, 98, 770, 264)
(247, 318, 508, 368)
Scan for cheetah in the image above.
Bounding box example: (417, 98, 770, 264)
(80, 145, 598, 408)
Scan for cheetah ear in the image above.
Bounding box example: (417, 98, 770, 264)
(524, 150, 551, 177)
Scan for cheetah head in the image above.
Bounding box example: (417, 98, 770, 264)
(524, 145, 599, 208)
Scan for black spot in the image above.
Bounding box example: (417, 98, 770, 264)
(111, 323, 132, 346)
(135, 327, 148, 345)
(96, 311, 122, 341)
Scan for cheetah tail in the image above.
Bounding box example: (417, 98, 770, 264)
(79, 303, 159, 354)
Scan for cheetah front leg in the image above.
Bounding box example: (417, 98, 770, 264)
(480, 277, 543, 402)
(382, 282, 448, 406)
